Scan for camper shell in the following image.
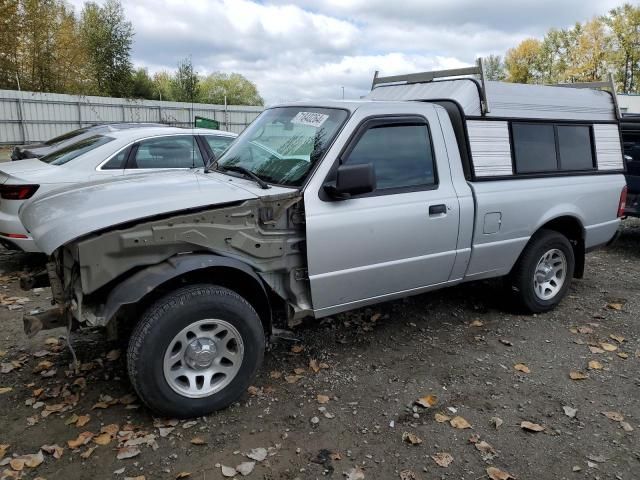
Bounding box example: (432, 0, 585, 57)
(366, 60, 625, 180)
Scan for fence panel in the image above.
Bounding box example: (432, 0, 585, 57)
(0, 89, 264, 145)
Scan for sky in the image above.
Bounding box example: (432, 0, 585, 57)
(67, 0, 623, 104)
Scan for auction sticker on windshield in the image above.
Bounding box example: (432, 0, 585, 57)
(291, 112, 329, 128)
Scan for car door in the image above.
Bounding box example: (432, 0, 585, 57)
(124, 135, 204, 174)
(304, 108, 460, 316)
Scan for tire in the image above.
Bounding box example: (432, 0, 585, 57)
(507, 229, 575, 313)
(127, 284, 265, 418)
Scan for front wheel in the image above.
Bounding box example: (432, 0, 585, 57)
(127, 284, 265, 418)
(507, 229, 575, 313)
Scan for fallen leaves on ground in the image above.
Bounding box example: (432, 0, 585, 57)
(431, 452, 453, 467)
(317, 394, 330, 404)
(290, 345, 304, 353)
(610, 334, 624, 343)
(606, 302, 623, 311)
(470, 319, 484, 327)
(75, 414, 90, 428)
(602, 411, 624, 422)
(344, 466, 365, 480)
(589, 346, 605, 354)
(221, 465, 237, 477)
(402, 432, 422, 445)
(41, 444, 63, 459)
(116, 446, 141, 460)
(246, 447, 267, 462)
(487, 466, 515, 480)
(450, 416, 471, 429)
(67, 432, 94, 449)
(600, 342, 618, 352)
(190, 437, 206, 445)
(520, 421, 545, 432)
(563, 406, 577, 418)
(617, 352, 629, 359)
(569, 371, 588, 380)
(105, 349, 121, 361)
(435, 413, 450, 423)
(399, 470, 417, 480)
(175, 473, 191, 479)
(236, 461, 255, 476)
(514, 363, 530, 374)
(415, 394, 437, 408)
(0, 387, 12, 394)
(284, 375, 302, 384)
(490, 417, 503, 429)
(80, 445, 97, 459)
(0, 444, 9, 458)
(588, 360, 603, 370)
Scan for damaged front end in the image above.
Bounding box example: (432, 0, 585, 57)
(23, 191, 311, 337)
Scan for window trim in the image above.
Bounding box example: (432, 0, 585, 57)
(510, 121, 597, 175)
(319, 115, 439, 201)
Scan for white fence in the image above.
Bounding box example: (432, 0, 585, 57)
(0, 89, 264, 145)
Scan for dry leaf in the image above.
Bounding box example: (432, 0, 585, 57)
(520, 421, 545, 432)
(317, 394, 330, 404)
(0, 387, 12, 395)
(309, 359, 320, 373)
(41, 444, 63, 459)
(221, 465, 237, 477)
(487, 466, 515, 480)
(75, 415, 90, 428)
(577, 326, 593, 334)
(0, 444, 9, 458)
(569, 371, 588, 380)
(176, 473, 191, 479)
(563, 406, 577, 418)
(620, 421, 633, 432)
(236, 461, 255, 476)
(116, 446, 141, 460)
(490, 416, 503, 429)
(93, 433, 113, 446)
(344, 466, 365, 480)
(330, 452, 342, 461)
(246, 447, 267, 462)
(106, 349, 121, 361)
(431, 452, 453, 467)
(475, 440, 496, 460)
(607, 303, 623, 311)
(399, 470, 417, 480)
(269, 370, 282, 379)
(9, 458, 25, 471)
(470, 319, 484, 327)
(589, 346, 604, 354)
(20, 451, 44, 469)
(602, 411, 624, 422)
(80, 446, 97, 459)
(416, 394, 438, 408)
(119, 394, 136, 405)
(190, 437, 206, 445)
(600, 342, 617, 352)
(158, 427, 174, 438)
(290, 345, 304, 353)
(67, 432, 94, 449)
(450, 416, 471, 429)
(402, 432, 422, 445)
(514, 363, 530, 374)
(588, 360, 603, 370)
(101, 424, 119, 436)
(610, 334, 624, 344)
(435, 413, 450, 423)
(284, 374, 302, 384)
(91, 402, 110, 410)
(617, 352, 629, 359)
(293, 367, 306, 375)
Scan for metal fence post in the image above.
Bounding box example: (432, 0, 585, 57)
(16, 97, 27, 144)
(77, 101, 82, 128)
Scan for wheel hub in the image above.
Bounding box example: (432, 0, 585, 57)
(184, 338, 217, 369)
(533, 248, 567, 301)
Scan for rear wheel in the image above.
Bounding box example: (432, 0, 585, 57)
(508, 229, 575, 313)
(127, 284, 265, 418)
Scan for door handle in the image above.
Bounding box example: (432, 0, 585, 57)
(429, 204, 447, 216)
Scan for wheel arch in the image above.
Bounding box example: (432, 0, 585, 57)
(530, 215, 586, 278)
(102, 254, 273, 336)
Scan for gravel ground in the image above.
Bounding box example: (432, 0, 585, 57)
(0, 220, 638, 480)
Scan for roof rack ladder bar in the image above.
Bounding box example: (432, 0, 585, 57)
(477, 57, 490, 115)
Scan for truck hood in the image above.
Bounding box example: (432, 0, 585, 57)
(20, 170, 259, 254)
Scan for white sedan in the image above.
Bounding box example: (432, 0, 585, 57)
(0, 127, 236, 252)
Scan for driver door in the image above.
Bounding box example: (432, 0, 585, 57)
(304, 108, 460, 316)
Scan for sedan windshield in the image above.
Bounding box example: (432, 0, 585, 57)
(40, 135, 114, 165)
(216, 107, 348, 187)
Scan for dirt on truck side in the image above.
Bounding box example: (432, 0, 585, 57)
(0, 220, 639, 480)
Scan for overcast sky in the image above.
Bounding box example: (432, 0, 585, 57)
(67, 0, 622, 104)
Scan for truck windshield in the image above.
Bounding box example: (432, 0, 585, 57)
(216, 107, 348, 187)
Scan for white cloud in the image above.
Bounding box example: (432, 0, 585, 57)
(65, 0, 624, 103)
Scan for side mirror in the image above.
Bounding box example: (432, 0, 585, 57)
(324, 163, 376, 199)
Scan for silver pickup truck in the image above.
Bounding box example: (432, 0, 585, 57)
(19, 62, 627, 418)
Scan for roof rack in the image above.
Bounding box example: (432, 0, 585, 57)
(555, 73, 621, 120)
(371, 58, 491, 115)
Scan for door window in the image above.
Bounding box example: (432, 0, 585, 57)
(102, 147, 130, 170)
(342, 122, 436, 192)
(130, 136, 203, 169)
(203, 135, 235, 157)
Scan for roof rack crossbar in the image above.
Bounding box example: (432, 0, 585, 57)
(555, 73, 621, 120)
(371, 58, 490, 115)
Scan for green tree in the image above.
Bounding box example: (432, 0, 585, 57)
(0, 0, 21, 90)
(199, 72, 264, 105)
(80, 0, 133, 97)
(504, 38, 543, 83)
(170, 57, 199, 102)
(131, 67, 154, 99)
(603, 3, 640, 93)
(483, 54, 505, 81)
(152, 70, 173, 101)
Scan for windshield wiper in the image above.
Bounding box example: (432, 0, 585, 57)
(220, 165, 270, 189)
